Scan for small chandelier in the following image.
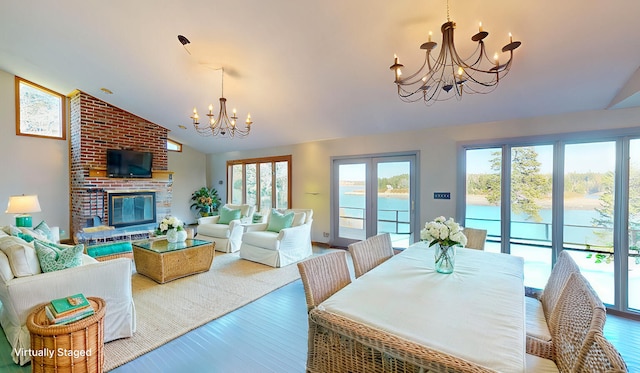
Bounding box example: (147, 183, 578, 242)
(390, 0, 521, 105)
(190, 67, 253, 138)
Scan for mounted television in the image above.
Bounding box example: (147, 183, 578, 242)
(106, 149, 153, 178)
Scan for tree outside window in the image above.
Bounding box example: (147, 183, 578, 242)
(15, 77, 67, 140)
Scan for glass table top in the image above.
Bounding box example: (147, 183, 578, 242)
(132, 238, 212, 253)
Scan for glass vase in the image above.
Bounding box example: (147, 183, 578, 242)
(434, 244, 455, 274)
(166, 228, 178, 243)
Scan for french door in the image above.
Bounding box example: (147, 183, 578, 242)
(331, 153, 417, 249)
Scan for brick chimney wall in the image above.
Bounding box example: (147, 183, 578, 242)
(69, 91, 172, 237)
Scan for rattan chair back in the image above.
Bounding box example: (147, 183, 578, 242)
(542, 250, 581, 331)
(348, 233, 394, 278)
(552, 272, 607, 372)
(297, 251, 351, 312)
(579, 332, 628, 372)
(463, 228, 487, 250)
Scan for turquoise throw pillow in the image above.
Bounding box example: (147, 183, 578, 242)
(34, 240, 84, 273)
(17, 233, 35, 242)
(218, 205, 241, 225)
(34, 221, 53, 241)
(266, 209, 294, 233)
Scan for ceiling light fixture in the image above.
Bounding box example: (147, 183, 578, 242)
(190, 67, 253, 138)
(390, 0, 521, 105)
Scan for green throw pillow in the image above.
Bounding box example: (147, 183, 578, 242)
(266, 209, 294, 233)
(34, 240, 84, 273)
(218, 205, 241, 225)
(34, 221, 53, 241)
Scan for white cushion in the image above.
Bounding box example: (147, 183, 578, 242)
(242, 231, 280, 251)
(19, 227, 50, 242)
(0, 237, 42, 277)
(291, 212, 306, 227)
(525, 353, 559, 373)
(0, 250, 14, 282)
(0, 230, 8, 238)
(525, 296, 552, 342)
(198, 223, 231, 238)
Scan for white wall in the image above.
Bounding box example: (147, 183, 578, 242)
(0, 69, 71, 238)
(168, 144, 208, 225)
(207, 106, 640, 245)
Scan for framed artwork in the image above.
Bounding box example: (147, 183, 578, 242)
(15, 76, 67, 140)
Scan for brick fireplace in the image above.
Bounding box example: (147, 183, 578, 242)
(69, 91, 172, 238)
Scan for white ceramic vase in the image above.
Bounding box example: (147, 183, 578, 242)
(166, 228, 178, 243)
(176, 229, 188, 242)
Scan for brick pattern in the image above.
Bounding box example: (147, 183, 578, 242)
(69, 91, 172, 236)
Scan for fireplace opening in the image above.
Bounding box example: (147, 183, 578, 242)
(108, 191, 156, 228)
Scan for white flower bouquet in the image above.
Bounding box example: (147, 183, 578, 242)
(156, 215, 184, 235)
(420, 216, 467, 248)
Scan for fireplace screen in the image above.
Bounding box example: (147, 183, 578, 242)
(108, 191, 156, 228)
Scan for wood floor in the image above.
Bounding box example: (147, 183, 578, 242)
(1, 278, 639, 372)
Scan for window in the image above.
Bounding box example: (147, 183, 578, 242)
(460, 130, 640, 315)
(167, 138, 182, 152)
(15, 77, 67, 140)
(227, 155, 291, 211)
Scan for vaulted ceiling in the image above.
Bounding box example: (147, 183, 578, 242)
(2, 1, 640, 154)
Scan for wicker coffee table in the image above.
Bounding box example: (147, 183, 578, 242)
(132, 238, 215, 283)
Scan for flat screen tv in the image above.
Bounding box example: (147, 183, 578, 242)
(106, 149, 153, 178)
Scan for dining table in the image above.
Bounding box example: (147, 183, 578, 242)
(307, 241, 526, 373)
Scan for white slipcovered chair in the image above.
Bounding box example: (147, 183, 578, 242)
(0, 231, 135, 365)
(197, 203, 255, 253)
(240, 208, 313, 267)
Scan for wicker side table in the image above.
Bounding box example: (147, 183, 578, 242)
(26, 297, 106, 373)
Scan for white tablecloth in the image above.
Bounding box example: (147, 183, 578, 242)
(319, 242, 526, 372)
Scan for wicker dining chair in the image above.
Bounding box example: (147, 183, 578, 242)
(579, 332, 628, 372)
(348, 233, 394, 278)
(526, 250, 581, 359)
(297, 251, 351, 312)
(551, 272, 608, 372)
(462, 228, 487, 250)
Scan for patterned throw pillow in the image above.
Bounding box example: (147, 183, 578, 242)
(34, 240, 84, 273)
(266, 209, 295, 233)
(218, 205, 241, 225)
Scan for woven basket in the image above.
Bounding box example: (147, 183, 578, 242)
(94, 252, 134, 262)
(27, 297, 106, 373)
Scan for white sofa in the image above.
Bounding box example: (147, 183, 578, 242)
(0, 231, 135, 365)
(240, 208, 313, 267)
(197, 204, 255, 253)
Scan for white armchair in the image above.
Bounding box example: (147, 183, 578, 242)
(240, 208, 313, 267)
(0, 234, 135, 365)
(197, 203, 255, 253)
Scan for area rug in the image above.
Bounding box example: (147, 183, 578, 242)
(103, 252, 301, 371)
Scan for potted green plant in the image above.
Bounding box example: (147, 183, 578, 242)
(190, 187, 220, 217)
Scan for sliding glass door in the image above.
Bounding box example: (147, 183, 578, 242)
(461, 134, 640, 315)
(332, 153, 417, 249)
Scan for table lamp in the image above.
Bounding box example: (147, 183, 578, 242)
(5, 194, 41, 227)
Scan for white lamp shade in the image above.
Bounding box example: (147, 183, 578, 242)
(5, 195, 41, 214)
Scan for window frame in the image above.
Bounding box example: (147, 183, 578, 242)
(167, 138, 183, 152)
(15, 76, 67, 140)
(227, 155, 292, 210)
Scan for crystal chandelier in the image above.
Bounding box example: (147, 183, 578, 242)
(190, 67, 253, 138)
(390, 0, 521, 105)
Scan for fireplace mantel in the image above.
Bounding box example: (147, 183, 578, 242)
(89, 168, 173, 181)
